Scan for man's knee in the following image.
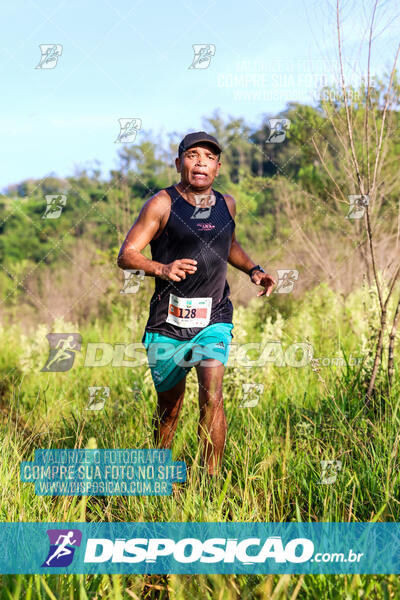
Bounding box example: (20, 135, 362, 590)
(156, 380, 185, 418)
(198, 371, 223, 394)
(157, 394, 182, 418)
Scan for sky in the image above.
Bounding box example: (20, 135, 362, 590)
(0, 0, 398, 189)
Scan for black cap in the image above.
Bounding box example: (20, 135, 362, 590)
(178, 131, 222, 157)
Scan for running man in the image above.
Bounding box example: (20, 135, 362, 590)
(117, 131, 276, 475)
(45, 531, 77, 566)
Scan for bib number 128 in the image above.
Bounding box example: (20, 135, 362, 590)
(166, 295, 212, 328)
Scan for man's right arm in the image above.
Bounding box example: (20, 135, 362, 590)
(117, 192, 167, 278)
(117, 192, 197, 282)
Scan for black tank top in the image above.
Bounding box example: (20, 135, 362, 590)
(143, 185, 235, 341)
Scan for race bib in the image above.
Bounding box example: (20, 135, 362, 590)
(166, 295, 212, 328)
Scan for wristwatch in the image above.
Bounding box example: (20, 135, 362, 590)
(248, 265, 265, 280)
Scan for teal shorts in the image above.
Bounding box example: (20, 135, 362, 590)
(142, 323, 234, 392)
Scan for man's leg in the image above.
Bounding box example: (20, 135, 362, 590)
(153, 376, 186, 447)
(195, 359, 226, 475)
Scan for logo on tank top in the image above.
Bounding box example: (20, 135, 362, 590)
(196, 222, 215, 230)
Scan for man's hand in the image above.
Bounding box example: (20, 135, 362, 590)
(159, 259, 197, 282)
(251, 271, 276, 297)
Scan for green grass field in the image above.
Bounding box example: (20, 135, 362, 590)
(1, 281, 399, 599)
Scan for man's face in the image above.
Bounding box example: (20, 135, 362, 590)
(175, 142, 221, 189)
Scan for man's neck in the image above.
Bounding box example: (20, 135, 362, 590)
(176, 182, 214, 203)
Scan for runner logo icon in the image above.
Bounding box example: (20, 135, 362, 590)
(42, 529, 82, 567)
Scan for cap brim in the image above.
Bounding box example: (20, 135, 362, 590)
(183, 139, 222, 155)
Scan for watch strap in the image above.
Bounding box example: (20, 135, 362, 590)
(248, 265, 265, 279)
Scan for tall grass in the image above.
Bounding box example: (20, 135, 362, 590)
(1, 282, 399, 598)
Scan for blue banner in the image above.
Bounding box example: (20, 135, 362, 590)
(1, 522, 400, 574)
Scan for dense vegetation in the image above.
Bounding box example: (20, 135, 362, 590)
(1, 87, 400, 597)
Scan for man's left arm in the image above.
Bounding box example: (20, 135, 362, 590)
(224, 194, 276, 297)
